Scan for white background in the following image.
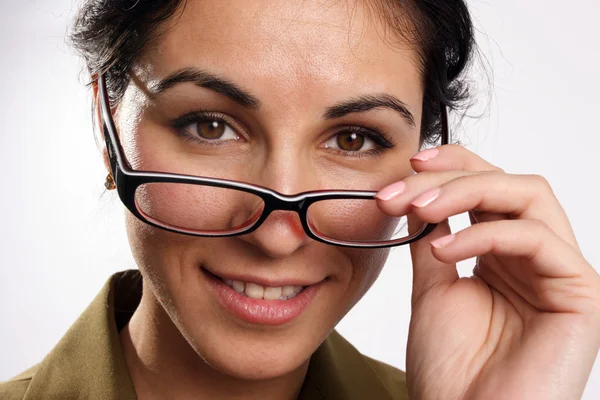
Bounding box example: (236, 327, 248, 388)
(1, 0, 599, 397)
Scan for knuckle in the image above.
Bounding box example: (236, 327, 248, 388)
(527, 174, 554, 194)
(514, 219, 550, 258)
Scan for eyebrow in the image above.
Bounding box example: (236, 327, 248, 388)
(150, 68, 261, 109)
(151, 68, 415, 127)
(324, 94, 415, 127)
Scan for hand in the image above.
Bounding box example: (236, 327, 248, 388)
(376, 145, 600, 400)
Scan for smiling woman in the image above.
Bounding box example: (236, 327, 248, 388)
(2, 1, 600, 400)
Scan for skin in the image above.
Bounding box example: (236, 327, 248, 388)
(107, 1, 421, 399)
(378, 149, 600, 399)
(96, 0, 600, 399)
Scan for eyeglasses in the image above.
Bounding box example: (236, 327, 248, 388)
(97, 73, 449, 248)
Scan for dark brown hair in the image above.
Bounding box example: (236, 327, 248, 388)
(70, 0, 476, 144)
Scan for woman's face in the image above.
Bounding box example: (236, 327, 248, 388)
(114, 0, 423, 381)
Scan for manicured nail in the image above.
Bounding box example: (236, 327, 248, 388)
(411, 187, 440, 208)
(411, 147, 439, 162)
(375, 181, 406, 201)
(430, 234, 456, 249)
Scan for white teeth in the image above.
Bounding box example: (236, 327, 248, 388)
(222, 279, 305, 300)
(264, 286, 282, 300)
(282, 286, 296, 297)
(232, 280, 245, 293)
(245, 282, 265, 299)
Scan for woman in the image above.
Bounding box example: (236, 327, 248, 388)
(2, 0, 599, 399)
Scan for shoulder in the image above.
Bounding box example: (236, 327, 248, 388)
(0, 365, 38, 400)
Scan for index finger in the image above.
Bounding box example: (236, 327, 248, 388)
(411, 144, 504, 173)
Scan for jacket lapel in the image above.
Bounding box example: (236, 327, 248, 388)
(22, 274, 137, 400)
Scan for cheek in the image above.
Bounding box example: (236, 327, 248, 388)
(308, 199, 408, 242)
(125, 212, 198, 277)
(125, 213, 214, 326)
(342, 247, 390, 309)
(133, 183, 265, 233)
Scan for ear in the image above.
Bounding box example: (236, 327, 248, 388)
(92, 79, 112, 174)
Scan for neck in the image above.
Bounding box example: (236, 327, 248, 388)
(119, 286, 309, 400)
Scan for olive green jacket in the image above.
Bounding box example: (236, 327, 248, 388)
(0, 270, 408, 399)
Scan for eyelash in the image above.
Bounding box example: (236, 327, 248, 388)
(329, 126, 395, 158)
(171, 110, 240, 145)
(170, 111, 396, 156)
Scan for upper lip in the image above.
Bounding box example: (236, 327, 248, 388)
(202, 267, 324, 288)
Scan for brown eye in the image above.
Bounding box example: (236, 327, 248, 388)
(180, 117, 239, 143)
(336, 132, 365, 151)
(197, 120, 226, 139)
(322, 129, 379, 155)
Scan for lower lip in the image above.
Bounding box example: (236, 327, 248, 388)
(203, 269, 322, 326)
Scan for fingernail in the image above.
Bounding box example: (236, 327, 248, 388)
(411, 147, 439, 162)
(430, 234, 455, 249)
(375, 181, 406, 201)
(411, 187, 440, 208)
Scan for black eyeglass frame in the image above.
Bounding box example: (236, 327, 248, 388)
(97, 73, 449, 248)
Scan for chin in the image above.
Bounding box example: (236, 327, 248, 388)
(181, 320, 319, 380)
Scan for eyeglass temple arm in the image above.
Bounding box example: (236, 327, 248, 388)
(440, 103, 449, 145)
(97, 73, 125, 179)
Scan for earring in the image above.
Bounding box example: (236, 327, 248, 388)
(104, 173, 116, 190)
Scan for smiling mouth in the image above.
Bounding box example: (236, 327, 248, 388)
(203, 268, 307, 300)
(202, 267, 323, 325)
(222, 279, 305, 300)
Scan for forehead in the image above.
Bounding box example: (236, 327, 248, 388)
(139, 0, 423, 117)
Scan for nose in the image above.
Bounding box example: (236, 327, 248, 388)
(236, 151, 316, 258)
(239, 209, 311, 258)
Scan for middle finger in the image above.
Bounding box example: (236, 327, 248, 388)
(404, 173, 578, 249)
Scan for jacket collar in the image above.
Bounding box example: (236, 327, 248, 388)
(23, 271, 138, 399)
(23, 270, 396, 400)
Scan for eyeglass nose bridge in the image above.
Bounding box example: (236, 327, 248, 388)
(245, 194, 312, 238)
(260, 193, 310, 217)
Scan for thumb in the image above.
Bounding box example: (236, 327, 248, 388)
(408, 216, 458, 307)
